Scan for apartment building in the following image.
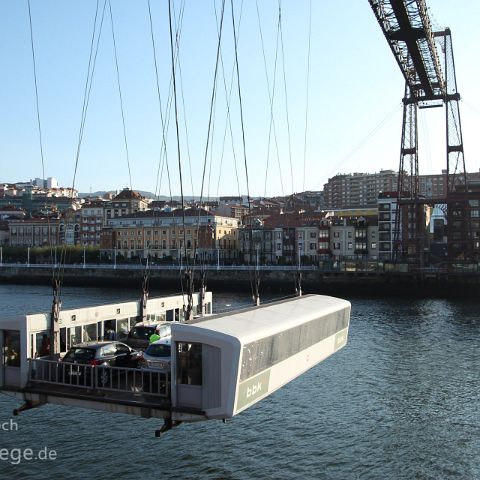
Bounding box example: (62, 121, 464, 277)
(8, 219, 61, 247)
(323, 170, 397, 209)
(80, 201, 106, 246)
(104, 188, 149, 222)
(101, 208, 240, 261)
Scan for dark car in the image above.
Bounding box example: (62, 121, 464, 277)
(60, 341, 141, 387)
(125, 322, 172, 351)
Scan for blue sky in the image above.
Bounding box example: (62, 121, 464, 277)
(0, 0, 478, 198)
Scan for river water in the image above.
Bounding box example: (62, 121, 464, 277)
(0, 284, 479, 479)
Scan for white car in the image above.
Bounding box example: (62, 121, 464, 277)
(139, 337, 171, 372)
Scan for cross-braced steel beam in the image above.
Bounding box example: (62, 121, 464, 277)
(369, 0, 444, 103)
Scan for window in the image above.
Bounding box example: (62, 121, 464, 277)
(379, 242, 391, 251)
(348, 242, 353, 249)
(333, 231, 340, 238)
(379, 232, 391, 241)
(310, 232, 317, 238)
(4, 330, 20, 367)
(177, 343, 202, 385)
(240, 310, 348, 381)
(101, 344, 116, 356)
(115, 343, 130, 354)
(355, 242, 367, 251)
(83, 323, 97, 342)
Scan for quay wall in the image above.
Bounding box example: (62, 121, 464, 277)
(0, 265, 479, 298)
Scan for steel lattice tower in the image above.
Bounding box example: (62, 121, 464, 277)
(369, 0, 472, 264)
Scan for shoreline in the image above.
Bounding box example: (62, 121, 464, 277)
(1, 264, 479, 298)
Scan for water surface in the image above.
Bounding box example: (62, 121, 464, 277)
(0, 285, 479, 479)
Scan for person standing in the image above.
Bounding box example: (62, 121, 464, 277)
(149, 325, 161, 344)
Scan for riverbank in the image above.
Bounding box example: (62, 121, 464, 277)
(1, 264, 479, 298)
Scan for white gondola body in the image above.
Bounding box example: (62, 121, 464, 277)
(170, 294, 351, 421)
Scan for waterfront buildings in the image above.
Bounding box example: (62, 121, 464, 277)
(7, 168, 480, 265)
(100, 208, 240, 261)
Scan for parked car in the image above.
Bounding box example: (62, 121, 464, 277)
(60, 341, 142, 387)
(125, 322, 174, 351)
(140, 337, 172, 394)
(139, 337, 172, 372)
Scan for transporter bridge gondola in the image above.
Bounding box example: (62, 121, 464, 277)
(0, 294, 350, 435)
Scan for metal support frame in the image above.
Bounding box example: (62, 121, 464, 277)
(370, 2, 472, 265)
(50, 279, 61, 355)
(368, 0, 444, 102)
(183, 269, 194, 322)
(394, 84, 425, 263)
(155, 418, 182, 437)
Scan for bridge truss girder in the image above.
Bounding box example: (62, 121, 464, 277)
(369, 0, 444, 102)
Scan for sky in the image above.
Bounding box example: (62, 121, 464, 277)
(0, 0, 479, 198)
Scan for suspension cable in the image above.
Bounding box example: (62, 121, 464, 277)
(61, 0, 106, 295)
(168, 0, 193, 318)
(214, 0, 244, 201)
(28, 0, 58, 316)
(108, 0, 133, 190)
(148, 0, 172, 202)
(230, 0, 251, 212)
(27, 0, 46, 186)
(302, 0, 312, 193)
(278, 0, 294, 195)
(176, 46, 196, 200)
(256, 0, 284, 198)
(71, 0, 106, 193)
(191, 0, 226, 281)
(315, 102, 402, 189)
(27, 0, 53, 268)
(230, 0, 259, 304)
